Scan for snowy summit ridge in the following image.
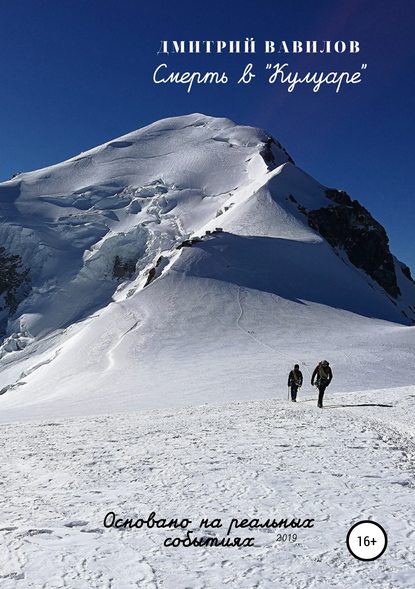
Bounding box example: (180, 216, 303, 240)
(0, 113, 414, 420)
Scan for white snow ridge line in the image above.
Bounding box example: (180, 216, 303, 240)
(0, 113, 413, 587)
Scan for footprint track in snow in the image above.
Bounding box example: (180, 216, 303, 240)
(1, 393, 414, 588)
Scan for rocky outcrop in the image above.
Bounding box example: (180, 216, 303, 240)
(112, 255, 136, 281)
(306, 189, 400, 299)
(399, 261, 414, 283)
(0, 246, 30, 312)
(260, 136, 294, 170)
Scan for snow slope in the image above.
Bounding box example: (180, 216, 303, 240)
(0, 113, 414, 420)
(1, 114, 414, 588)
(1, 387, 414, 588)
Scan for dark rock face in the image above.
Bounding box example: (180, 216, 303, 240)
(144, 256, 164, 287)
(400, 262, 414, 283)
(0, 246, 30, 312)
(307, 189, 401, 299)
(260, 136, 294, 170)
(112, 255, 136, 280)
(176, 237, 202, 249)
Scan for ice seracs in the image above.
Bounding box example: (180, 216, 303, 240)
(0, 113, 414, 420)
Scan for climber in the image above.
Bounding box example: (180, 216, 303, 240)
(288, 364, 303, 402)
(311, 360, 333, 408)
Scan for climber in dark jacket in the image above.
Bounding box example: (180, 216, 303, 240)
(311, 360, 333, 408)
(288, 364, 303, 402)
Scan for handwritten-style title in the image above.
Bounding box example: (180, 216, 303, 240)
(104, 510, 315, 548)
(153, 39, 367, 94)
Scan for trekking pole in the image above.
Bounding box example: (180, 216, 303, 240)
(287, 386, 290, 401)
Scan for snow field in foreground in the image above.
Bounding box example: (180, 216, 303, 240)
(1, 387, 414, 588)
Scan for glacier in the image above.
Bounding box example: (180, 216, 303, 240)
(0, 113, 413, 420)
(0, 114, 414, 588)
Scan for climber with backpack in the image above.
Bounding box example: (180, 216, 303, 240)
(311, 360, 333, 408)
(287, 364, 303, 402)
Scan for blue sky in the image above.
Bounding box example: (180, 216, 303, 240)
(1, 0, 414, 269)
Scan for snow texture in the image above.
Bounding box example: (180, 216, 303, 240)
(1, 389, 414, 588)
(0, 114, 414, 587)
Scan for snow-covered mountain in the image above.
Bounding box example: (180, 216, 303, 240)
(0, 113, 414, 421)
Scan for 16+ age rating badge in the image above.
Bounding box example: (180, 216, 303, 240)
(346, 520, 388, 561)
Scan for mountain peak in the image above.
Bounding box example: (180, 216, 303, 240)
(0, 113, 414, 418)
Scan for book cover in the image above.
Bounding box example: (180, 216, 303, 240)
(0, 1, 414, 587)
